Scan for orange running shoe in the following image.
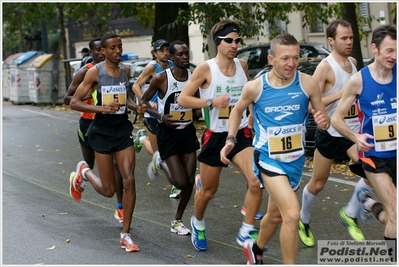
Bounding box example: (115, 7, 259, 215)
(69, 171, 81, 201)
(120, 233, 139, 252)
(114, 209, 124, 223)
(72, 161, 89, 191)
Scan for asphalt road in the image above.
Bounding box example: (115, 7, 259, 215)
(2, 101, 386, 266)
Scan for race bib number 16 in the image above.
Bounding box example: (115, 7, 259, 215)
(267, 124, 304, 163)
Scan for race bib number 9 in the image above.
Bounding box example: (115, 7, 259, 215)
(372, 114, 397, 152)
(101, 85, 126, 114)
(267, 124, 304, 163)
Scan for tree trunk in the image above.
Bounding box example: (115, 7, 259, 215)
(341, 3, 364, 70)
(154, 3, 189, 47)
(57, 4, 68, 59)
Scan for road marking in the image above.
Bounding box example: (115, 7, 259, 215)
(302, 171, 358, 186)
(22, 108, 77, 122)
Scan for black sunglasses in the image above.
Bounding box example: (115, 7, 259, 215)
(218, 36, 242, 44)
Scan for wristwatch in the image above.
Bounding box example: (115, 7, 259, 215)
(206, 99, 213, 110)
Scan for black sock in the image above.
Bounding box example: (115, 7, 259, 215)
(384, 236, 396, 262)
(253, 242, 264, 255)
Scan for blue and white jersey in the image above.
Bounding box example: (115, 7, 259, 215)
(357, 63, 397, 158)
(253, 70, 309, 163)
(142, 60, 174, 119)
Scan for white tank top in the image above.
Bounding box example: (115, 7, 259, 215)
(322, 55, 360, 137)
(158, 68, 193, 129)
(199, 58, 248, 133)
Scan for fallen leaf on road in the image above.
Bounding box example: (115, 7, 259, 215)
(66, 239, 71, 243)
(146, 182, 151, 186)
(59, 213, 67, 215)
(41, 214, 45, 217)
(186, 255, 195, 258)
(46, 245, 55, 250)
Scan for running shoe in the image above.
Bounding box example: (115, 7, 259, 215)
(195, 174, 202, 193)
(241, 205, 264, 220)
(190, 215, 207, 251)
(298, 219, 315, 247)
(69, 161, 90, 201)
(236, 228, 259, 246)
(169, 186, 181, 199)
(339, 207, 365, 241)
(69, 171, 80, 201)
(133, 129, 146, 153)
(114, 209, 124, 223)
(171, 220, 191, 235)
(244, 239, 264, 264)
(120, 233, 139, 252)
(356, 188, 375, 225)
(147, 151, 161, 180)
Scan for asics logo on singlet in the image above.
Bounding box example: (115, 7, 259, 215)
(105, 86, 124, 93)
(379, 116, 396, 124)
(273, 127, 297, 136)
(265, 105, 300, 121)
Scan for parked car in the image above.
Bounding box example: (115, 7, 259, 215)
(237, 42, 330, 79)
(254, 59, 322, 152)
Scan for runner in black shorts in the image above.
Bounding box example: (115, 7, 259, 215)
(138, 40, 199, 236)
(69, 33, 139, 252)
(332, 25, 397, 261)
(63, 37, 124, 224)
(178, 20, 263, 252)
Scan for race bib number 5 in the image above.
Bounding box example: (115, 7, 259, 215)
(267, 124, 304, 163)
(101, 85, 126, 114)
(372, 114, 397, 152)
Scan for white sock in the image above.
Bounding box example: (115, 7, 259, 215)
(139, 136, 147, 144)
(301, 185, 315, 224)
(194, 217, 205, 230)
(346, 178, 373, 218)
(240, 222, 255, 234)
(82, 167, 90, 181)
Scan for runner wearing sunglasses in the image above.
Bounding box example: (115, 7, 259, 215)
(178, 19, 263, 252)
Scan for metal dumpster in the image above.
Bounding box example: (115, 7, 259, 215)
(27, 54, 66, 104)
(9, 51, 42, 104)
(2, 53, 22, 101)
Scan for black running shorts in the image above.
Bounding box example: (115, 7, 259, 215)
(198, 127, 253, 167)
(86, 120, 134, 154)
(157, 122, 200, 160)
(315, 129, 355, 159)
(78, 117, 93, 150)
(144, 117, 159, 135)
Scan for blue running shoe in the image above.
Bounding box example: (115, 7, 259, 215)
(356, 188, 374, 226)
(195, 174, 202, 193)
(241, 205, 264, 220)
(190, 215, 207, 251)
(236, 228, 259, 246)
